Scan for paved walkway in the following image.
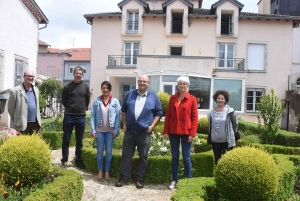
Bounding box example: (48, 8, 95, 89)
(51, 148, 175, 201)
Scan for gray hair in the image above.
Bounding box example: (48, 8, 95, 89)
(177, 76, 190, 85)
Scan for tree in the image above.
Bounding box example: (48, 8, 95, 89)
(37, 78, 63, 112)
(257, 88, 284, 144)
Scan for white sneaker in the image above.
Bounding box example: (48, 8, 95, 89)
(169, 181, 176, 189)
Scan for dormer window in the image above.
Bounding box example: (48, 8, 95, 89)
(221, 13, 233, 35)
(127, 12, 139, 34)
(171, 12, 183, 34)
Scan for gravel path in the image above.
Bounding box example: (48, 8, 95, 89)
(51, 148, 175, 201)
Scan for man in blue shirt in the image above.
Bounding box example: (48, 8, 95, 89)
(115, 75, 162, 189)
(8, 70, 42, 135)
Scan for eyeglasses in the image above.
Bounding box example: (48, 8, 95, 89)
(178, 82, 187, 86)
(138, 80, 148, 84)
(24, 75, 35, 78)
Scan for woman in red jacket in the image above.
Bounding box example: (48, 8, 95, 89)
(163, 76, 198, 189)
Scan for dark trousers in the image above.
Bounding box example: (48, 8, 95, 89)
(61, 115, 86, 163)
(120, 130, 152, 180)
(211, 142, 233, 165)
(21, 122, 41, 136)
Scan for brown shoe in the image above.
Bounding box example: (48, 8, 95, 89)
(115, 178, 129, 187)
(105, 172, 110, 181)
(135, 180, 144, 189)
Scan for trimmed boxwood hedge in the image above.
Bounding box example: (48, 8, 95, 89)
(25, 168, 83, 201)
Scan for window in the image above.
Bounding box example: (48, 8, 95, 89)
(247, 44, 265, 70)
(246, 88, 264, 113)
(221, 14, 233, 35)
(218, 43, 234, 68)
(170, 47, 183, 56)
(189, 77, 211, 109)
(124, 42, 139, 65)
(15, 55, 29, 87)
(69, 66, 86, 74)
(297, 78, 300, 90)
(171, 12, 183, 33)
(213, 79, 243, 111)
(127, 12, 139, 34)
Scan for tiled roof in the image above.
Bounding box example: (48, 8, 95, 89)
(22, 0, 48, 24)
(143, 9, 165, 17)
(117, 0, 149, 11)
(191, 8, 213, 15)
(84, 12, 122, 18)
(47, 48, 91, 61)
(38, 39, 50, 46)
(211, 0, 244, 9)
(240, 11, 300, 21)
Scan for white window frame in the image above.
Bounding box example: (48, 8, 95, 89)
(127, 12, 139, 34)
(124, 42, 140, 65)
(247, 43, 267, 71)
(218, 43, 235, 69)
(246, 88, 264, 113)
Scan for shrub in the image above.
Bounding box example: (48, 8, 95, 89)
(0, 135, 52, 186)
(215, 147, 279, 201)
(157, 91, 170, 116)
(242, 134, 262, 144)
(197, 117, 208, 134)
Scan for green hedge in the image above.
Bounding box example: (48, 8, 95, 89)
(81, 147, 215, 183)
(25, 168, 83, 201)
(171, 177, 219, 201)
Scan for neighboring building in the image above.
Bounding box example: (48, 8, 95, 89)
(0, 0, 48, 126)
(37, 41, 71, 82)
(258, 0, 300, 131)
(84, 0, 300, 123)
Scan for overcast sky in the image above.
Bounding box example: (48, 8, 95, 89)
(36, 0, 258, 49)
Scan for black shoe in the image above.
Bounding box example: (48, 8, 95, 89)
(61, 161, 67, 168)
(75, 159, 86, 169)
(115, 178, 129, 187)
(135, 180, 144, 189)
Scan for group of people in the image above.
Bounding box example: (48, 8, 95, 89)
(8, 67, 238, 190)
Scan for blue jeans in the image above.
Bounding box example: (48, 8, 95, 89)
(169, 134, 192, 183)
(61, 115, 86, 162)
(120, 131, 152, 180)
(96, 131, 114, 171)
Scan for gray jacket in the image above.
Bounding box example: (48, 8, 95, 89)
(207, 105, 238, 148)
(8, 84, 41, 131)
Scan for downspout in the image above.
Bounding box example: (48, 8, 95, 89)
(39, 24, 47, 30)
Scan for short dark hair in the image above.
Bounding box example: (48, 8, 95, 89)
(101, 81, 112, 91)
(73, 66, 84, 74)
(213, 90, 230, 103)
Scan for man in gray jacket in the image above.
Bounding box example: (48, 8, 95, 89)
(8, 70, 41, 135)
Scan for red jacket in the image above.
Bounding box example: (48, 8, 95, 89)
(163, 92, 198, 136)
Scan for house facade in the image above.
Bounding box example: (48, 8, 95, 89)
(0, 0, 48, 126)
(258, 0, 300, 131)
(84, 0, 300, 123)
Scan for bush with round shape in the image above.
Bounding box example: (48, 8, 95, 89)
(157, 91, 170, 116)
(197, 117, 208, 134)
(0, 135, 52, 186)
(215, 146, 279, 201)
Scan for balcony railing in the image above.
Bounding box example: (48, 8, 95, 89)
(126, 21, 138, 34)
(108, 55, 137, 67)
(171, 21, 183, 33)
(215, 58, 244, 70)
(221, 22, 234, 35)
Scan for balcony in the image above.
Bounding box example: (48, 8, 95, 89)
(171, 21, 183, 34)
(215, 58, 244, 70)
(221, 22, 234, 35)
(108, 55, 137, 68)
(126, 21, 138, 34)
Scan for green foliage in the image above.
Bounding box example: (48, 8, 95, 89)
(215, 147, 279, 201)
(25, 168, 83, 201)
(171, 177, 219, 201)
(0, 135, 52, 186)
(197, 117, 209, 134)
(242, 134, 262, 144)
(37, 78, 63, 102)
(257, 88, 284, 144)
(157, 91, 170, 116)
(39, 95, 47, 111)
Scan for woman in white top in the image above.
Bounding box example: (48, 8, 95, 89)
(207, 90, 238, 165)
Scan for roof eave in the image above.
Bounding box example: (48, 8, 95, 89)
(189, 14, 217, 18)
(28, 0, 49, 24)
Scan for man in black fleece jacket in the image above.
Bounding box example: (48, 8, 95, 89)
(61, 66, 90, 169)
